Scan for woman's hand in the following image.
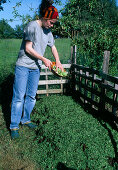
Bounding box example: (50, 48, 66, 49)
(51, 45, 63, 71)
(55, 60, 64, 72)
(42, 57, 52, 71)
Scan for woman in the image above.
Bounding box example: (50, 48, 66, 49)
(10, 0, 63, 139)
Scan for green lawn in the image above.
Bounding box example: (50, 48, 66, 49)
(0, 38, 71, 64)
(0, 38, 71, 85)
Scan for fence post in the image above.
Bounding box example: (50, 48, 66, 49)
(113, 80, 118, 116)
(45, 68, 49, 96)
(100, 51, 110, 112)
(71, 45, 77, 65)
(102, 51, 110, 74)
(74, 45, 77, 90)
(74, 45, 77, 65)
(71, 46, 74, 64)
(84, 71, 89, 104)
(113, 81, 118, 127)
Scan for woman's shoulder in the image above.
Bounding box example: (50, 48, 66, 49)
(24, 21, 39, 33)
(26, 20, 37, 27)
(24, 21, 38, 31)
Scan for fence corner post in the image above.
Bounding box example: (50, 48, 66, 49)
(99, 51, 110, 112)
(102, 51, 110, 74)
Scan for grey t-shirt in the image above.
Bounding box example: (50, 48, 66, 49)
(16, 20, 54, 69)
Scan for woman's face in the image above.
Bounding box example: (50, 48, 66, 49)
(42, 19, 57, 29)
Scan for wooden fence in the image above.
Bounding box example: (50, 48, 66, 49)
(37, 64, 71, 96)
(69, 64, 118, 117)
(36, 62, 118, 122)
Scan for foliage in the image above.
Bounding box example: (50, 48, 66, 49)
(51, 20, 65, 37)
(0, 19, 15, 38)
(61, 0, 118, 35)
(0, 0, 61, 11)
(12, 1, 34, 28)
(76, 25, 118, 70)
(14, 24, 24, 39)
(0, 0, 7, 11)
(60, 0, 118, 71)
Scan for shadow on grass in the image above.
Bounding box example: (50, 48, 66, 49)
(57, 162, 76, 170)
(0, 74, 14, 130)
(70, 90, 118, 168)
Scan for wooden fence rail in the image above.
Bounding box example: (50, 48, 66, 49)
(70, 64, 118, 117)
(37, 63, 118, 119)
(37, 64, 71, 96)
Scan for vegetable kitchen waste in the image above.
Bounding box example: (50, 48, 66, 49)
(51, 62, 68, 77)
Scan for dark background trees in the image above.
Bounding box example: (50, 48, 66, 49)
(0, 19, 15, 38)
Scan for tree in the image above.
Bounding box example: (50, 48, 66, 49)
(14, 24, 23, 39)
(60, 0, 118, 70)
(0, 0, 62, 38)
(61, 0, 118, 37)
(0, 0, 7, 11)
(0, 0, 61, 11)
(0, 19, 15, 38)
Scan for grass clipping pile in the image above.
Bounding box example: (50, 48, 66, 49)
(31, 95, 118, 169)
(0, 96, 118, 169)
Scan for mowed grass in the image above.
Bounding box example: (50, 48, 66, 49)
(0, 38, 71, 64)
(0, 38, 71, 86)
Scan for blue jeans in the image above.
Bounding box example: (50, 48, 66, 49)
(10, 65, 40, 130)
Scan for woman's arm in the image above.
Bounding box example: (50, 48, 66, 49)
(25, 41, 52, 70)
